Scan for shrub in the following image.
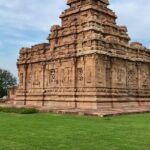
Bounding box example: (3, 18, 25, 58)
(0, 107, 39, 114)
(0, 68, 17, 98)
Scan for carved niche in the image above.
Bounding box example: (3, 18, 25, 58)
(62, 68, 67, 83)
(63, 67, 72, 84)
(140, 65, 149, 89)
(49, 69, 55, 83)
(77, 68, 84, 81)
(86, 66, 92, 83)
(97, 67, 103, 84)
(111, 59, 126, 88)
(28, 73, 31, 84)
(33, 71, 40, 86)
(27, 71, 32, 88)
(115, 68, 126, 84)
(117, 69, 122, 82)
(127, 63, 137, 89)
(33, 66, 42, 87)
(45, 69, 49, 87)
(97, 57, 106, 86)
(47, 68, 59, 85)
(128, 70, 136, 85)
(142, 71, 149, 88)
(27, 66, 32, 87)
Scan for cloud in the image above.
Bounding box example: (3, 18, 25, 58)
(109, 0, 150, 46)
(0, 0, 67, 32)
(0, 55, 18, 77)
(7, 39, 40, 48)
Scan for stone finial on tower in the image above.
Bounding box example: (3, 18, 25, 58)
(101, 0, 109, 5)
(67, 0, 109, 6)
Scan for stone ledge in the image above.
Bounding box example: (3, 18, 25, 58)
(1, 103, 150, 117)
(38, 107, 150, 117)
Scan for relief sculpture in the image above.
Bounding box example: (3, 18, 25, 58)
(77, 68, 84, 81)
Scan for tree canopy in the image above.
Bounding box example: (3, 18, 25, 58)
(0, 69, 17, 98)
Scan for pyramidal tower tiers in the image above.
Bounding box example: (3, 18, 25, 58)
(9, 0, 150, 112)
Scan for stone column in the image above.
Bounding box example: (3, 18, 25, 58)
(105, 57, 113, 108)
(72, 58, 77, 108)
(41, 62, 46, 106)
(137, 62, 141, 106)
(24, 63, 28, 105)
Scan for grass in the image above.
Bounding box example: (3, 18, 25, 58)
(0, 113, 150, 150)
(0, 107, 39, 114)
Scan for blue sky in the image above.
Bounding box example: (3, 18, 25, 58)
(0, 0, 150, 77)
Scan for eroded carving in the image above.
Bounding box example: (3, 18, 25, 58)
(49, 69, 55, 83)
(77, 68, 84, 81)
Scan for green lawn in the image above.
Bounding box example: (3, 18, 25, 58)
(0, 112, 150, 150)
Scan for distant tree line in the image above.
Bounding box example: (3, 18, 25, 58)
(0, 68, 17, 98)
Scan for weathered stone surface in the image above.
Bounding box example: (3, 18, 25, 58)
(9, 0, 150, 112)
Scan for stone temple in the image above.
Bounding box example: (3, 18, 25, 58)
(9, 0, 150, 114)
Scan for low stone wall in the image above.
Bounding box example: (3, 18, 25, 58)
(7, 86, 17, 104)
(0, 98, 6, 103)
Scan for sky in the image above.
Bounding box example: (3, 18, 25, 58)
(0, 0, 150, 77)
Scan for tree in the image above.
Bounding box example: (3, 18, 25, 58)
(0, 69, 17, 98)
